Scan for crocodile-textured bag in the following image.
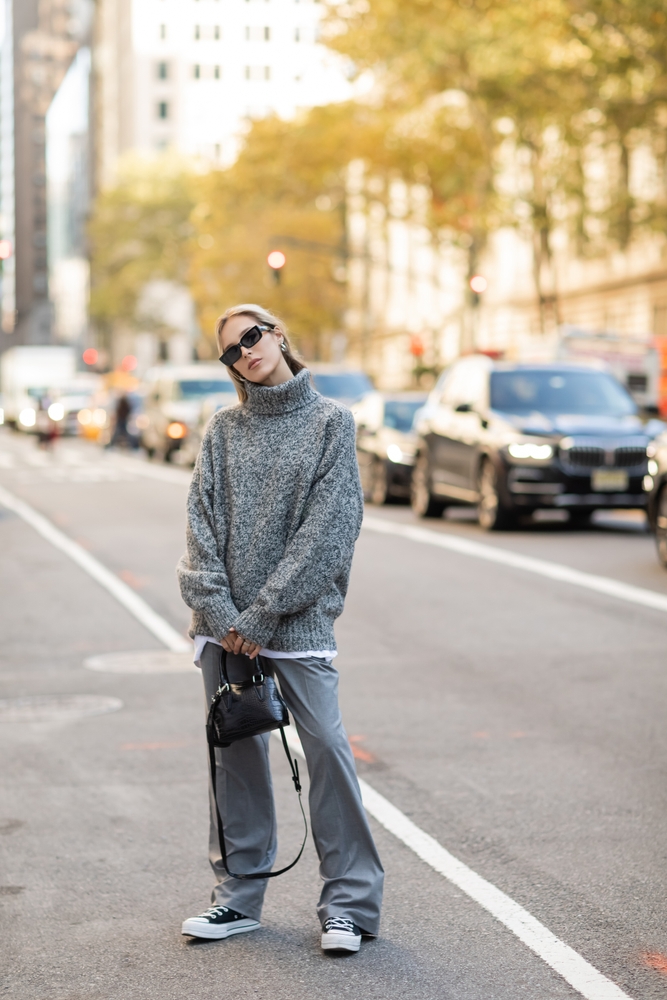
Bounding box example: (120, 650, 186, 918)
(206, 648, 307, 880)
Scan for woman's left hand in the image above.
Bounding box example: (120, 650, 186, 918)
(222, 627, 262, 660)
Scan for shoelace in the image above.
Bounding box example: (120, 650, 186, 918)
(324, 917, 356, 933)
(203, 906, 230, 918)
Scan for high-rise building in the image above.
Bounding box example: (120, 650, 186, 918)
(94, 0, 351, 187)
(0, 0, 90, 351)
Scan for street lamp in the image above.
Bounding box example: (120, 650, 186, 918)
(267, 250, 286, 284)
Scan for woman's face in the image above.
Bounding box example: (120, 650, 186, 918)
(220, 314, 286, 385)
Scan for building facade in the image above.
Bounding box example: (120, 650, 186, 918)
(93, 0, 350, 187)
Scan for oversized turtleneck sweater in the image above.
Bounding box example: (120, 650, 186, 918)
(176, 368, 364, 653)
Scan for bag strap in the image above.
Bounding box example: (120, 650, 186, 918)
(208, 725, 308, 880)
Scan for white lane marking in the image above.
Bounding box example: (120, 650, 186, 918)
(363, 514, 667, 615)
(276, 727, 632, 1000)
(0, 484, 190, 652)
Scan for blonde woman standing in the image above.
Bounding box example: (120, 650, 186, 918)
(177, 305, 383, 953)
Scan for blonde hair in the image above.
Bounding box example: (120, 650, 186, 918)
(215, 303, 306, 403)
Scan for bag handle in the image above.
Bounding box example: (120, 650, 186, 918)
(208, 724, 308, 880)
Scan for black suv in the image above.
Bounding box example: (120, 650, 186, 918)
(412, 356, 651, 529)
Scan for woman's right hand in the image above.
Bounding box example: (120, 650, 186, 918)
(220, 627, 262, 660)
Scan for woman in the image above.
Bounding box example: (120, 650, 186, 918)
(177, 304, 383, 953)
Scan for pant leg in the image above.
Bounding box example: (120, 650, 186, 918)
(200, 642, 276, 921)
(269, 655, 384, 935)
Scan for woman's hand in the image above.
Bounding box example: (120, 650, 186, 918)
(220, 627, 262, 660)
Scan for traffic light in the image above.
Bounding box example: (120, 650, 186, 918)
(469, 274, 487, 307)
(267, 250, 286, 284)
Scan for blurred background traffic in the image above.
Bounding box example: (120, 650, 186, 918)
(1, 0, 667, 563)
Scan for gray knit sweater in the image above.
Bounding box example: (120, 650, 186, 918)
(176, 368, 364, 651)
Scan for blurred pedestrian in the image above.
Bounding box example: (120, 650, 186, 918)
(177, 304, 383, 953)
(108, 394, 132, 448)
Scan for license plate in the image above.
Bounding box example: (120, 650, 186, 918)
(591, 469, 628, 491)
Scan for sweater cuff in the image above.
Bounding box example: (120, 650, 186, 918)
(232, 605, 281, 647)
(204, 599, 241, 642)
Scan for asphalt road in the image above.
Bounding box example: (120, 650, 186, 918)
(1, 428, 667, 1000)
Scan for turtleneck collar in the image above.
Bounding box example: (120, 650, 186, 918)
(243, 368, 318, 415)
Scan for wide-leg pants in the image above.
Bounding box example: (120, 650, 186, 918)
(200, 642, 384, 934)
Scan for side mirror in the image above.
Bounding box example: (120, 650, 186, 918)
(454, 402, 473, 413)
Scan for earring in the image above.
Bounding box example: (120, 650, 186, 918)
(280, 342, 286, 352)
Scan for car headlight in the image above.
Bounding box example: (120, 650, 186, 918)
(648, 459, 659, 476)
(0, 407, 4, 425)
(47, 403, 65, 421)
(387, 444, 404, 463)
(167, 421, 187, 440)
(19, 407, 36, 427)
(92, 408, 107, 427)
(77, 408, 92, 426)
(507, 442, 554, 461)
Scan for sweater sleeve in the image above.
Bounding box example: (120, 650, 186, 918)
(232, 406, 363, 646)
(176, 429, 240, 639)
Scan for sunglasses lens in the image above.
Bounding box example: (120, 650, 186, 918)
(220, 345, 241, 367)
(240, 326, 263, 349)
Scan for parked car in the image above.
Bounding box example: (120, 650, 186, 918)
(309, 365, 374, 413)
(647, 432, 667, 566)
(412, 355, 652, 529)
(356, 392, 426, 504)
(140, 364, 236, 463)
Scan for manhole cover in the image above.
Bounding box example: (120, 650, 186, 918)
(0, 695, 123, 723)
(84, 651, 197, 674)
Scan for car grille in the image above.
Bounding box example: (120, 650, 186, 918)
(561, 441, 647, 470)
(614, 446, 648, 467)
(567, 447, 605, 468)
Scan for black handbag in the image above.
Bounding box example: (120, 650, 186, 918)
(206, 648, 307, 880)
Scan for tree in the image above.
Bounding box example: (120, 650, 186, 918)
(88, 155, 196, 352)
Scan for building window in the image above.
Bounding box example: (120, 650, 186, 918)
(157, 61, 169, 79)
(245, 26, 270, 40)
(159, 24, 166, 39)
(195, 25, 221, 40)
(193, 64, 222, 80)
(245, 65, 271, 80)
(157, 101, 169, 119)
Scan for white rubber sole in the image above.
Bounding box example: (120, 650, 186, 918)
(181, 917, 260, 940)
(321, 930, 361, 953)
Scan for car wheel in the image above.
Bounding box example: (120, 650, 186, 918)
(569, 510, 593, 528)
(656, 486, 667, 568)
(411, 453, 447, 518)
(478, 459, 515, 530)
(370, 459, 390, 505)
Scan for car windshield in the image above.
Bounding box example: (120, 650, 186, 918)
(490, 370, 636, 417)
(383, 400, 423, 432)
(312, 373, 372, 401)
(177, 379, 235, 399)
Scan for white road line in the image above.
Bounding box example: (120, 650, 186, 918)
(276, 727, 632, 1000)
(0, 476, 635, 998)
(363, 514, 667, 615)
(0, 484, 190, 653)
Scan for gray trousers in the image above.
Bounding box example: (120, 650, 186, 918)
(200, 642, 384, 934)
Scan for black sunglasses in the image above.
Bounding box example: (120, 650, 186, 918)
(219, 324, 275, 368)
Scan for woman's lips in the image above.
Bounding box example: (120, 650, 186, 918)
(248, 358, 261, 370)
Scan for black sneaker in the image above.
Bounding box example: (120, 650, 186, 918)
(181, 905, 260, 940)
(321, 917, 362, 953)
